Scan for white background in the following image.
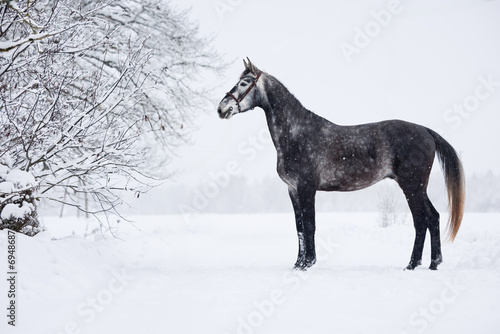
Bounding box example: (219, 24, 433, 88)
(166, 0, 500, 187)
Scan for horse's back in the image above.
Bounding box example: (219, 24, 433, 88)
(316, 119, 435, 191)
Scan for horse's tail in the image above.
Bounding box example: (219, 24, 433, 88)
(426, 128, 466, 241)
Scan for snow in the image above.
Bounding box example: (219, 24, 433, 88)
(1, 212, 499, 334)
(0, 182, 15, 194)
(0, 167, 36, 191)
(0, 202, 34, 220)
(1, 166, 37, 219)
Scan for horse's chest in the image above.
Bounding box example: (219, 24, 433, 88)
(276, 149, 315, 189)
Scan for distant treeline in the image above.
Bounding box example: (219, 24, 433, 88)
(39, 171, 500, 216)
(112, 171, 500, 216)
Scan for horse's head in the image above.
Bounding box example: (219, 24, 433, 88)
(218, 58, 263, 119)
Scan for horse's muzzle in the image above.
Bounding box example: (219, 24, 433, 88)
(218, 106, 234, 119)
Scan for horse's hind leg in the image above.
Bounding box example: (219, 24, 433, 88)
(425, 196, 442, 270)
(400, 187, 442, 270)
(394, 131, 442, 270)
(404, 192, 427, 270)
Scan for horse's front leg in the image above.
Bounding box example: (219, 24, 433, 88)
(289, 187, 317, 270)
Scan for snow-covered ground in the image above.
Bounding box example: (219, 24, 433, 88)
(1, 212, 499, 334)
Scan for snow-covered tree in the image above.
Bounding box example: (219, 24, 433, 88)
(377, 182, 407, 228)
(0, 0, 223, 232)
(0, 164, 41, 235)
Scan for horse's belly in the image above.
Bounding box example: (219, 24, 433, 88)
(318, 175, 382, 192)
(317, 161, 393, 192)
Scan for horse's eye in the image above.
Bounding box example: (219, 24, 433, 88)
(240, 82, 248, 87)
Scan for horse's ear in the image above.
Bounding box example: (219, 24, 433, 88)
(245, 57, 259, 75)
(243, 58, 249, 70)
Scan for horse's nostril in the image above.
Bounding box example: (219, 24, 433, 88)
(228, 107, 233, 112)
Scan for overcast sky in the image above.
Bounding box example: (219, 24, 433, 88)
(167, 0, 500, 186)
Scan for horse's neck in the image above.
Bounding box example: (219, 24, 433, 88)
(260, 75, 318, 148)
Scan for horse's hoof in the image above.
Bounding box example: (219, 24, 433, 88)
(293, 260, 305, 270)
(429, 259, 442, 270)
(293, 258, 316, 271)
(404, 260, 422, 271)
(428, 255, 443, 270)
